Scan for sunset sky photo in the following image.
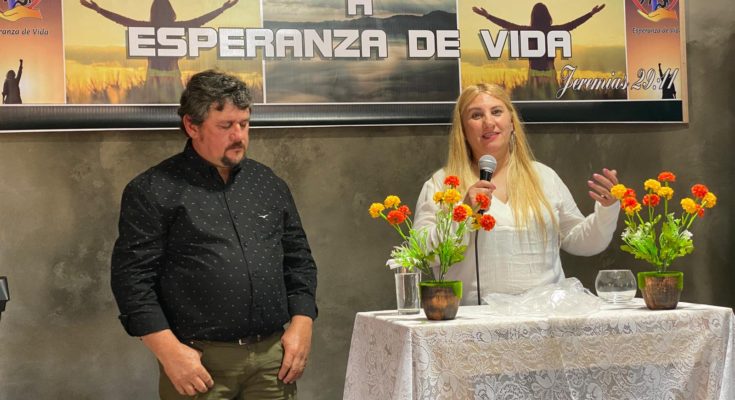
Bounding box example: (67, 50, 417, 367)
(262, 0, 460, 103)
(458, 0, 628, 100)
(63, 0, 264, 104)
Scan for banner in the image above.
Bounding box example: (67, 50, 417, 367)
(0, 0, 688, 131)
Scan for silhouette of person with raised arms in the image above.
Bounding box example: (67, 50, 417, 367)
(472, 2, 605, 98)
(79, 0, 239, 103)
(659, 63, 676, 99)
(2, 59, 22, 104)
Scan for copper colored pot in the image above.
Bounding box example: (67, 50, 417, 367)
(419, 281, 462, 320)
(638, 271, 683, 310)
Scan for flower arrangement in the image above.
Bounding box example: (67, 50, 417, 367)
(611, 171, 717, 272)
(369, 195, 434, 278)
(430, 175, 496, 281)
(369, 175, 496, 281)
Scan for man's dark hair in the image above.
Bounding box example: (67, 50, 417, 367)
(178, 70, 252, 134)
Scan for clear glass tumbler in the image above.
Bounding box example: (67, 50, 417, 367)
(394, 267, 420, 314)
(595, 269, 637, 304)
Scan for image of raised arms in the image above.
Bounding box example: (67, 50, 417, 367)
(2, 59, 23, 104)
(79, 0, 239, 103)
(472, 2, 605, 98)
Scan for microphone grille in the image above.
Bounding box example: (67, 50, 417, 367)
(479, 155, 497, 172)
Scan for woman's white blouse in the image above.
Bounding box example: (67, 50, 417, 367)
(413, 162, 619, 305)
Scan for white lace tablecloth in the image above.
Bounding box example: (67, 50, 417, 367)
(343, 299, 735, 400)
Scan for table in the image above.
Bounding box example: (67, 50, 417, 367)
(343, 299, 734, 399)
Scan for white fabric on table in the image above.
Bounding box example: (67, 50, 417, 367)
(344, 301, 735, 400)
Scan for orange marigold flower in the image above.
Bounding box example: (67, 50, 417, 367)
(452, 205, 469, 222)
(696, 205, 705, 218)
(702, 192, 717, 208)
(623, 188, 637, 199)
(621, 197, 640, 216)
(383, 195, 401, 208)
(680, 198, 698, 214)
(444, 175, 460, 188)
(369, 203, 385, 218)
(475, 193, 490, 210)
(691, 184, 709, 199)
(656, 186, 674, 200)
(658, 171, 676, 182)
(642, 194, 661, 207)
(443, 189, 462, 204)
(610, 184, 627, 200)
(433, 191, 444, 203)
(621, 197, 638, 208)
(625, 204, 641, 215)
(478, 214, 496, 231)
(624, 204, 641, 216)
(386, 210, 407, 225)
(398, 205, 411, 216)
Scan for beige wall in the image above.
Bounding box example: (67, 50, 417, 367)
(0, 3, 733, 398)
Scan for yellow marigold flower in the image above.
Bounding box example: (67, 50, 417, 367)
(680, 198, 698, 214)
(702, 192, 717, 208)
(433, 191, 444, 203)
(369, 203, 385, 218)
(461, 204, 473, 217)
(656, 186, 674, 200)
(610, 184, 627, 200)
(443, 189, 462, 205)
(624, 204, 641, 216)
(643, 179, 661, 192)
(383, 195, 401, 208)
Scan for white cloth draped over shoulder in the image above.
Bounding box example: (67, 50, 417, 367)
(412, 162, 619, 304)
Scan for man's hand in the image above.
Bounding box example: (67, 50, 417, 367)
(142, 330, 214, 396)
(278, 315, 313, 384)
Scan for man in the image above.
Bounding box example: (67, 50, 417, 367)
(111, 70, 317, 399)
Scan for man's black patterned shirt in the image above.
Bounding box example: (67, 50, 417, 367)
(111, 141, 317, 341)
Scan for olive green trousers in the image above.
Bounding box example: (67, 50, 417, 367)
(159, 332, 296, 400)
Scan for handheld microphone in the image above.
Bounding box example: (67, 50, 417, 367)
(478, 155, 496, 214)
(479, 155, 497, 182)
(474, 155, 496, 306)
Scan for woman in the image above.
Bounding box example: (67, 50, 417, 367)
(2, 59, 22, 104)
(472, 3, 605, 98)
(413, 84, 619, 305)
(80, 0, 239, 103)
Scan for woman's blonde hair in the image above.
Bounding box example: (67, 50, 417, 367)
(445, 83, 556, 237)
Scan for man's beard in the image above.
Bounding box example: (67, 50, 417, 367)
(221, 142, 246, 167)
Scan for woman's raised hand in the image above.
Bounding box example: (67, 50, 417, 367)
(587, 168, 618, 207)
